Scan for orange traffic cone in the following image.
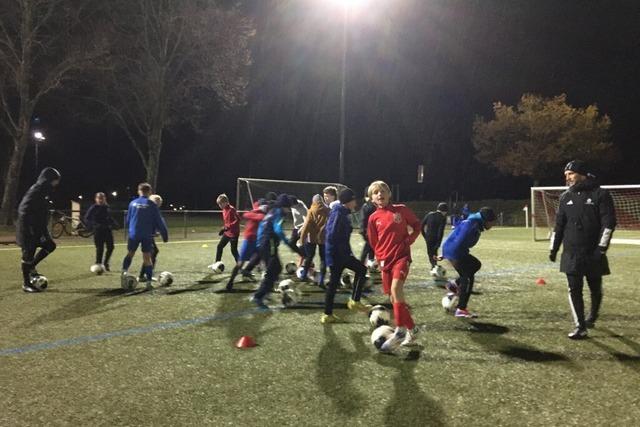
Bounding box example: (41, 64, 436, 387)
(536, 278, 546, 286)
(236, 335, 257, 348)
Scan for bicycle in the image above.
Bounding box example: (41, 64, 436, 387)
(50, 210, 94, 239)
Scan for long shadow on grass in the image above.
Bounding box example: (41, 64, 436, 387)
(468, 322, 577, 366)
(30, 289, 127, 324)
(374, 351, 447, 427)
(590, 328, 640, 373)
(316, 329, 366, 418)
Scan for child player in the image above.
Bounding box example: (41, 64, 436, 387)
(359, 189, 376, 264)
(442, 206, 496, 318)
(121, 183, 168, 289)
(322, 188, 370, 323)
(85, 192, 117, 271)
(421, 202, 448, 271)
(323, 186, 338, 207)
(138, 194, 163, 281)
(298, 194, 329, 286)
(210, 194, 240, 268)
(367, 180, 422, 351)
(225, 199, 267, 291)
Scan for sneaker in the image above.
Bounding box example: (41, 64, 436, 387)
(120, 272, 128, 288)
(401, 327, 420, 347)
(568, 327, 588, 340)
(22, 284, 41, 293)
(455, 308, 478, 318)
(380, 328, 407, 353)
(347, 299, 371, 313)
(249, 295, 270, 310)
(446, 280, 459, 295)
(320, 313, 342, 324)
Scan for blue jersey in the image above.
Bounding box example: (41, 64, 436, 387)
(257, 208, 287, 254)
(442, 212, 484, 261)
(126, 196, 168, 242)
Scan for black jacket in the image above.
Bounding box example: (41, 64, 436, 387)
(16, 167, 61, 246)
(551, 179, 616, 275)
(85, 204, 116, 230)
(422, 211, 446, 245)
(360, 201, 376, 238)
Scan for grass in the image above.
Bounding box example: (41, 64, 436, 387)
(1, 227, 639, 426)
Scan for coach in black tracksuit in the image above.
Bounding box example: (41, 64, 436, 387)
(421, 202, 448, 268)
(16, 167, 61, 292)
(550, 160, 616, 340)
(359, 197, 376, 264)
(85, 192, 117, 270)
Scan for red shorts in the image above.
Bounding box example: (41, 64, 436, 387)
(381, 257, 410, 295)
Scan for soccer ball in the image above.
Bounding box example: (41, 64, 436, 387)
(431, 265, 447, 280)
(159, 271, 174, 286)
(370, 325, 395, 351)
(366, 258, 380, 273)
(369, 305, 391, 328)
(277, 279, 296, 293)
(210, 261, 225, 274)
(285, 262, 298, 275)
(149, 194, 163, 207)
(90, 264, 105, 275)
(278, 279, 301, 307)
(122, 274, 138, 291)
(296, 266, 314, 281)
(441, 292, 459, 313)
(340, 271, 354, 288)
(30, 275, 48, 290)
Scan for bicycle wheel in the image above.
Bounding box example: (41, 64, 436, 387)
(78, 226, 94, 238)
(51, 222, 65, 239)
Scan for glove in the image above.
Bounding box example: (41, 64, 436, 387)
(549, 251, 557, 262)
(218, 229, 225, 236)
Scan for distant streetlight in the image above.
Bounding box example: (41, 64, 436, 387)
(32, 130, 46, 172)
(111, 191, 118, 197)
(78, 195, 83, 200)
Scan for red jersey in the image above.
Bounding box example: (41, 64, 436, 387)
(367, 204, 421, 271)
(242, 205, 265, 240)
(222, 204, 240, 238)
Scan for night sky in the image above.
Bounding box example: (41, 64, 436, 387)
(9, 0, 640, 209)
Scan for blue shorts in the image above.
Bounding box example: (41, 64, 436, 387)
(239, 239, 257, 262)
(127, 237, 154, 253)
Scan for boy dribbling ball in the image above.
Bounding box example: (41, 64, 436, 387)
(367, 180, 422, 352)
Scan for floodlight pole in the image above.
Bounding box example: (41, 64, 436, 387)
(338, 5, 348, 184)
(35, 139, 39, 174)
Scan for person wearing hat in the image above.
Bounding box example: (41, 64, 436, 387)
(442, 206, 496, 318)
(421, 202, 449, 270)
(549, 160, 616, 339)
(16, 167, 61, 292)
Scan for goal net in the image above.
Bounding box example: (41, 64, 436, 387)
(531, 185, 640, 245)
(236, 178, 348, 212)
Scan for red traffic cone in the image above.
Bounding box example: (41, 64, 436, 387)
(235, 335, 257, 348)
(536, 278, 547, 286)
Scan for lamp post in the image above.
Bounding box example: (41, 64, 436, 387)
(33, 131, 46, 173)
(339, 4, 348, 184)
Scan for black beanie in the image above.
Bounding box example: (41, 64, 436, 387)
(564, 160, 592, 177)
(275, 193, 292, 208)
(338, 188, 356, 204)
(479, 207, 496, 223)
(437, 202, 448, 212)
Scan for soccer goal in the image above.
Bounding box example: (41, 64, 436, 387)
(236, 178, 348, 211)
(531, 185, 640, 245)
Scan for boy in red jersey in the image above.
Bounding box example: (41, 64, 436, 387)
(225, 199, 267, 290)
(210, 194, 240, 269)
(367, 180, 421, 352)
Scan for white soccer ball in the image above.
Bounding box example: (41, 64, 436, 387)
(441, 292, 459, 313)
(149, 194, 163, 207)
(340, 271, 354, 288)
(277, 279, 296, 293)
(210, 261, 225, 274)
(370, 325, 395, 351)
(366, 258, 380, 273)
(285, 262, 298, 275)
(122, 274, 138, 291)
(30, 275, 48, 290)
(295, 266, 314, 281)
(90, 264, 105, 275)
(431, 265, 447, 280)
(369, 305, 391, 328)
(159, 271, 174, 286)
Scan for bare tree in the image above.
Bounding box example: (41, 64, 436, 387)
(0, 0, 103, 224)
(95, 0, 254, 190)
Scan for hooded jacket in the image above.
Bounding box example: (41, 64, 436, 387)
(551, 178, 616, 275)
(325, 203, 353, 266)
(16, 167, 61, 246)
(442, 212, 485, 261)
(299, 199, 330, 245)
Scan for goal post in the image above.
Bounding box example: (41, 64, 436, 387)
(531, 184, 640, 245)
(236, 178, 348, 211)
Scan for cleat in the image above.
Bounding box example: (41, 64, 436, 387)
(249, 295, 270, 310)
(585, 316, 596, 329)
(22, 284, 41, 293)
(401, 327, 420, 347)
(455, 308, 478, 318)
(320, 313, 342, 324)
(120, 272, 128, 288)
(225, 281, 234, 292)
(347, 299, 371, 313)
(380, 328, 407, 353)
(446, 280, 459, 295)
(568, 328, 588, 340)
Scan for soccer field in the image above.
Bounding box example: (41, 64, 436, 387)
(1, 228, 639, 426)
